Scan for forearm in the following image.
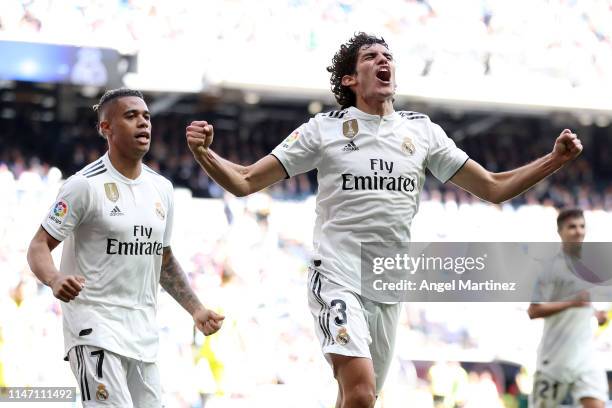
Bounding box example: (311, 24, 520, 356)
(193, 148, 251, 197)
(527, 301, 583, 319)
(490, 153, 562, 203)
(160, 249, 204, 316)
(214, 150, 248, 174)
(27, 241, 61, 287)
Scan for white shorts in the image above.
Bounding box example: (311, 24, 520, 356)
(530, 369, 608, 407)
(67, 345, 162, 407)
(307, 268, 401, 394)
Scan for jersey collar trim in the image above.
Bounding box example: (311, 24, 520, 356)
(348, 106, 397, 121)
(102, 153, 144, 185)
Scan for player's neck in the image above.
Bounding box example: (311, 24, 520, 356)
(108, 150, 142, 180)
(355, 97, 394, 117)
(562, 243, 582, 258)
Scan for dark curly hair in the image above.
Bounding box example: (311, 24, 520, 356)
(326, 32, 389, 109)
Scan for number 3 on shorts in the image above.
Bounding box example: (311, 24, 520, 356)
(331, 299, 347, 325)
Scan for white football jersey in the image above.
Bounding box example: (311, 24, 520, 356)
(271, 107, 468, 297)
(532, 252, 599, 381)
(42, 153, 174, 362)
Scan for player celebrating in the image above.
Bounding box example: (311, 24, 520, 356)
(27, 88, 224, 407)
(186, 33, 583, 408)
(528, 208, 608, 408)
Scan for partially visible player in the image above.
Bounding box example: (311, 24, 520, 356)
(528, 208, 608, 408)
(27, 88, 224, 407)
(186, 33, 583, 408)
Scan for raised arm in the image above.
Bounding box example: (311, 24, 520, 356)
(186, 121, 287, 197)
(160, 246, 224, 335)
(450, 129, 582, 204)
(27, 226, 85, 302)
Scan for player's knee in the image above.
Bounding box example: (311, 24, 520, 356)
(342, 384, 376, 408)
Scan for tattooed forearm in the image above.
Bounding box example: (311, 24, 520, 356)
(160, 247, 203, 315)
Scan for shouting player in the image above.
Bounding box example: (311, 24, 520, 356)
(186, 33, 583, 408)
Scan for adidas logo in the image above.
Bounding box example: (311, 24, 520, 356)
(110, 206, 124, 216)
(342, 141, 359, 151)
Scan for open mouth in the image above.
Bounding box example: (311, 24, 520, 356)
(135, 132, 150, 142)
(376, 69, 391, 83)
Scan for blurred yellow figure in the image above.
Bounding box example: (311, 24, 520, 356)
(428, 361, 468, 408)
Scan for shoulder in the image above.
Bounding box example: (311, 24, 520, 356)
(53, 174, 93, 215)
(315, 109, 350, 122)
(397, 111, 430, 122)
(61, 172, 91, 192)
(320, 109, 349, 119)
(396, 111, 434, 138)
(142, 165, 173, 191)
(549, 252, 566, 268)
(396, 111, 438, 145)
(538, 254, 566, 282)
(310, 109, 353, 135)
(76, 157, 109, 179)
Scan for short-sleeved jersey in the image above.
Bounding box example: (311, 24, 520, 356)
(532, 252, 598, 381)
(271, 107, 468, 296)
(41, 153, 174, 362)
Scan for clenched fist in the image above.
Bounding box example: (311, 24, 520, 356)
(50, 275, 85, 302)
(551, 129, 583, 164)
(193, 307, 225, 336)
(186, 121, 214, 156)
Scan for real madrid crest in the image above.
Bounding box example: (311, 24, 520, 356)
(342, 119, 359, 139)
(104, 183, 119, 202)
(402, 136, 416, 155)
(155, 202, 165, 220)
(96, 384, 109, 401)
(336, 327, 350, 345)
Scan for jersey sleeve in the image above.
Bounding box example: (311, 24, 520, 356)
(41, 175, 92, 241)
(162, 182, 174, 248)
(270, 117, 322, 177)
(426, 122, 469, 183)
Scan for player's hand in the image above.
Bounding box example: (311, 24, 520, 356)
(186, 121, 214, 156)
(49, 275, 85, 302)
(571, 290, 590, 308)
(193, 307, 225, 336)
(595, 310, 608, 326)
(551, 129, 582, 164)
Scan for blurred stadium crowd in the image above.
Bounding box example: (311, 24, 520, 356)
(2, 104, 612, 208)
(1, 0, 612, 88)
